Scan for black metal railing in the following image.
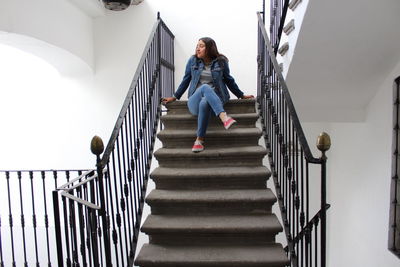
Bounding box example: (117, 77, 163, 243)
(257, 12, 330, 267)
(268, 0, 290, 54)
(389, 76, 400, 258)
(0, 169, 88, 267)
(52, 13, 174, 267)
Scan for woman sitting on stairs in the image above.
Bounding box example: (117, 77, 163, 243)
(162, 37, 254, 152)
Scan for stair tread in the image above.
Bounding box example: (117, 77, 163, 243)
(146, 189, 276, 203)
(142, 214, 282, 233)
(161, 113, 259, 120)
(158, 128, 262, 136)
(135, 244, 289, 266)
(151, 166, 270, 178)
(165, 98, 256, 107)
(154, 146, 267, 157)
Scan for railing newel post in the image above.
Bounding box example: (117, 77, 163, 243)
(90, 135, 112, 267)
(317, 132, 331, 267)
(52, 190, 64, 267)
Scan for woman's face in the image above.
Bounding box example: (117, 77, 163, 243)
(196, 40, 207, 59)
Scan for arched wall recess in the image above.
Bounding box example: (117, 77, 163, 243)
(0, 31, 93, 77)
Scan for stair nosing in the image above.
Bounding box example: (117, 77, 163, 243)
(142, 214, 283, 233)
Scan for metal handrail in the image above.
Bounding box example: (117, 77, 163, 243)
(257, 11, 330, 267)
(52, 13, 175, 267)
(101, 14, 175, 168)
(257, 12, 321, 164)
(268, 0, 290, 54)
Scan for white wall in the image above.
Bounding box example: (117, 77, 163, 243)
(0, 0, 262, 170)
(301, 60, 400, 266)
(145, 0, 260, 98)
(0, 0, 94, 69)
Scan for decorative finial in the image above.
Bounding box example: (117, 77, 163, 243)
(91, 136, 104, 156)
(316, 132, 331, 153)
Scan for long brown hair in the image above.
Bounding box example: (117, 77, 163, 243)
(195, 37, 228, 62)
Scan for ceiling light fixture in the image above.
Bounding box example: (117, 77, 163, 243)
(102, 0, 131, 11)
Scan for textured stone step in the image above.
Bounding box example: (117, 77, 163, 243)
(160, 113, 259, 129)
(150, 166, 270, 189)
(146, 189, 277, 215)
(157, 128, 262, 148)
(154, 146, 267, 167)
(163, 99, 256, 115)
(135, 244, 290, 267)
(141, 214, 283, 245)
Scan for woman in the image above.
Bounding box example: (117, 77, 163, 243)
(162, 37, 253, 152)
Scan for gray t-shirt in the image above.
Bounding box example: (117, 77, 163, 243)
(197, 64, 215, 89)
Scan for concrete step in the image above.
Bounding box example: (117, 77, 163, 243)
(278, 42, 289, 57)
(283, 19, 295, 35)
(135, 244, 290, 267)
(141, 214, 283, 245)
(154, 146, 267, 167)
(146, 189, 277, 215)
(163, 99, 256, 115)
(289, 0, 302, 11)
(160, 113, 259, 129)
(157, 128, 262, 148)
(150, 166, 270, 189)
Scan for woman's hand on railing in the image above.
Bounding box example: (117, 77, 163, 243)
(161, 97, 177, 104)
(241, 95, 254, 99)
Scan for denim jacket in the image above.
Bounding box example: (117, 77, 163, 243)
(174, 56, 244, 104)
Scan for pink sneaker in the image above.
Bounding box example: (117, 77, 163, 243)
(192, 140, 204, 152)
(223, 117, 237, 130)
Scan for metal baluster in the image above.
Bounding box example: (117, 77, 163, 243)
(133, 80, 141, 228)
(6, 172, 17, 267)
(0, 215, 3, 267)
(105, 164, 119, 265)
(136, 73, 144, 198)
(305, 162, 310, 267)
(300, 149, 305, 267)
(314, 218, 319, 267)
(92, 175, 104, 267)
(53, 171, 58, 189)
(76, 200, 87, 267)
(291, 133, 302, 258)
(116, 135, 129, 260)
(68, 198, 79, 266)
(16, 171, 29, 266)
(61, 195, 71, 267)
(123, 117, 134, 257)
(82, 182, 94, 267)
(127, 105, 139, 228)
(126, 104, 137, 255)
(104, 170, 111, 266)
(42, 171, 53, 267)
(110, 151, 123, 266)
(29, 171, 40, 266)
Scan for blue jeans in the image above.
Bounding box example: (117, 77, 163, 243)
(188, 84, 225, 138)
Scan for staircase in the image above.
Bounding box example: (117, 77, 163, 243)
(134, 99, 289, 267)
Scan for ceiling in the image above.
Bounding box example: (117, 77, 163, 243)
(286, 0, 400, 122)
